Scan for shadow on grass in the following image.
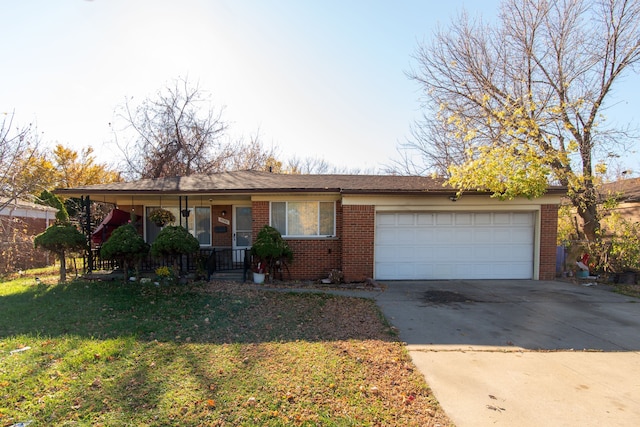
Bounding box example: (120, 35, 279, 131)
(0, 280, 452, 427)
(0, 279, 395, 344)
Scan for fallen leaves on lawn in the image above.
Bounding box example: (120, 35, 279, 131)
(0, 279, 452, 426)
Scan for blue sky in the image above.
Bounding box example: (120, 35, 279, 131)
(2, 0, 638, 173)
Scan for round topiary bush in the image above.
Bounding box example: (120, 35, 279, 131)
(150, 225, 200, 276)
(100, 224, 149, 281)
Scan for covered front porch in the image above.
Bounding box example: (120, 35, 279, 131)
(80, 191, 256, 280)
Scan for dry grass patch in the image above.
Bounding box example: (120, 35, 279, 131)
(0, 277, 451, 426)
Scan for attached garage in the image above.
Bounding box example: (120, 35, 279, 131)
(375, 211, 535, 280)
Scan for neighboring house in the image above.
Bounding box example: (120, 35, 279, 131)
(599, 177, 640, 223)
(0, 197, 58, 272)
(56, 170, 564, 282)
(0, 197, 57, 236)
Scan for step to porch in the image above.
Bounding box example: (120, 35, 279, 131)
(208, 269, 246, 282)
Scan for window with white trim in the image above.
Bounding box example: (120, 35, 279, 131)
(271, 201, 335, 237)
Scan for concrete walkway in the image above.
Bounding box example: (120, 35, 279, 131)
(332, 280, 640, 426)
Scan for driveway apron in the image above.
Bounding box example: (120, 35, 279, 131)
(366, 280, 640, 426)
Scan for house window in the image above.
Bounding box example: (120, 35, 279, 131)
(271, 201, 335, 237)
(145, 206, 211, 245)
(194, 207, 211, 245)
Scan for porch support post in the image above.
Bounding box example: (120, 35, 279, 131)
(83, 195, 93, 272)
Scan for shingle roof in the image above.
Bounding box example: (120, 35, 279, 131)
(600, 177, 640, 202)
(55, 170, 566, 197)
(0, 197, 58, 212)
(55, 170, 454, 195)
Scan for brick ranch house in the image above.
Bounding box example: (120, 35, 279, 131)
(56, 170, 564, 282)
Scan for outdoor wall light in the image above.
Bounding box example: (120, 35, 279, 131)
(221, 210, 227, 217)
(449, 195, 459, 202)
(181, 209, 190, 218)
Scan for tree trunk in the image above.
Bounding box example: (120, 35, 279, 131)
(122, 259, 130, 283)
(59, 250, 67, 282)
(572, 177, 599, 242)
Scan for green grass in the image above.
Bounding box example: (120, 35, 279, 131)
(0, 275, 451, 426)
(613, 284, 640, 299)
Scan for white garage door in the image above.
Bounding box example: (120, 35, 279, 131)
(375, 212, 534, 280)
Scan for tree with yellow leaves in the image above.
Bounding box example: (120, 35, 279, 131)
(49, 144, 121, 189)
(401, 0, 640, 241)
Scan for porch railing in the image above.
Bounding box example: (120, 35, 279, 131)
(87, 247, 250, 280)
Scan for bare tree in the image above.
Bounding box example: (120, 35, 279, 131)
(114, 78, 283, 178)
(285, 155, 379, 175)
(286, 156, 333, 174)
(114, 77, 231, 179)
(221, 131, 280, 172)
(402, 0, 640, 240)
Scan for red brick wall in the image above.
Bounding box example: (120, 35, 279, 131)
(251, 200, 344, 281)
(251, 201, 270, 236)
(341, 205, 375, 283)
(0, 216, 51, 236)
(539, 204, 559, 280)
(285, 239, 341, 280)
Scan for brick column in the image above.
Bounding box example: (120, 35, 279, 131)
(539, 204, 559, 280)
(342, 205, 375, 283)
(251, 201, 269, 240)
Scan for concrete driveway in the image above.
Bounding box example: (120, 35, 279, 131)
(369, 280, 640, 426)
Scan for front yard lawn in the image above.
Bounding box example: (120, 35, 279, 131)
(0, 275, 451, 426)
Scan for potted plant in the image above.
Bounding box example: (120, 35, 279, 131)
(250, 225, 293, 283)
(149, 208, 176, 227)
(252, 261, 266, 284)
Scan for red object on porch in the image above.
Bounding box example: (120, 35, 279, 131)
(91, 209, 131, 244)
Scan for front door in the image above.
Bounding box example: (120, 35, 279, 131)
(233, 206, 252, 262)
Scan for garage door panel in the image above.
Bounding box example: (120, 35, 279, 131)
(397, 213, 416, 226)
(434, 247, 458, 261)
(494, 245, 531, 260)
(416, 213, 434, 225)
(493, 229, 513, 243)
(512, 228, 534, 243)
(455, 213, 473, 225)
(513, 212, 534, 225)
(396, 246, 416, 260)
(376, 228, 397, 243)
(475, 213, 492, 225)
(375, 212, 534, 280)
(395, 229, 416, 243)
(436, 229, 455, 241)
(473, 229, 493, 243)
(434, 264, 455, 277)
(493, 213, 512, 224)
(472, 247, 494, 261)
(376, 214, 397, 226)
(455, 246, 474, 259)
(376, 262, 397, 278)
(415, 228, 434, 240)
(436, 213, 454, 225)
(456, 230, 473, 243)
